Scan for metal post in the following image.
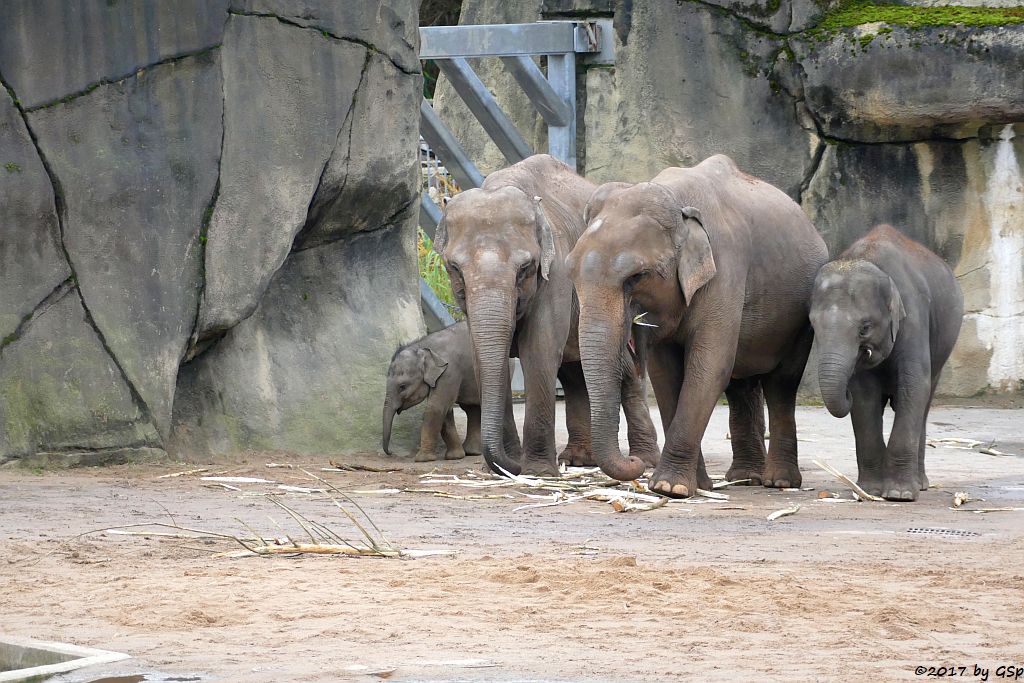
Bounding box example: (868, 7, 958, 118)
(545, 52, 576, 170)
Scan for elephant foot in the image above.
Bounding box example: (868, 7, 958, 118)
(444, 447, 467, 461)
(919, 473, 929, 491)
(521, 457, 560, 477)
(463, 441, 482, 457)
(630, 446, 661, 468)
(559, 443, 595, 467)
(762, 461, 801, 489)
(882, 478, 919, 502)
(725, 462, 764, 486)
(856, 475, 884, 498)
(648, 462, 699, 499)
(413, 449, 437, 463)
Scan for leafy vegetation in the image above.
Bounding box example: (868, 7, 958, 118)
(418, 227, 463, 319)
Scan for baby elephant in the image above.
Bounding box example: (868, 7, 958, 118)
(810, 224, 963, 501)
(382, 322, 484, 462)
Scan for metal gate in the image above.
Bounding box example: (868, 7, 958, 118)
(416, 19, 614, 330)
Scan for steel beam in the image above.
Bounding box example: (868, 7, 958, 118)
(435, 57, 533, 165)
(419, 192, 443, 241)
(499, 55, 571, 127)
(420, 22, 600, 59)
(545, 53, 576, 169)
(420, 278, 456, 331)
(419, 99, 485, 190)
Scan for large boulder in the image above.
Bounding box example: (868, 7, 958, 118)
(0, 0, 425, 465)
(27, 52, 222, 440)
(0, 88, 69, 342)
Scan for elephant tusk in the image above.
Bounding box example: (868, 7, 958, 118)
(865, 348, 873, 359)
(632, 311, 658, 328)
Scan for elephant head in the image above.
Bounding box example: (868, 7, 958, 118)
(432, 186, 555, 475)
(809, 260, 906, 418)
(566, 182, 717, 481)
(382, 345, 448, 454)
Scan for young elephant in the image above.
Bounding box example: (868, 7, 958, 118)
(810, 224, 963, 501)
(382, 322, 521, 462)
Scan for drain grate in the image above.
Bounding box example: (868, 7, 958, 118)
(906, 527, 980, 538)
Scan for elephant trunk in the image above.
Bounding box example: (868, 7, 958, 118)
(381, 394, 398, 455)
(467, 288, 522, 476)
(578, 291, 647, 482)
(818, 347, 857, 418)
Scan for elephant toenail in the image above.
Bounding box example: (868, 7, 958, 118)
(671, 484, 688, 495)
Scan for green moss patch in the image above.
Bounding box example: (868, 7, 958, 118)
(818, 1, 1024, 31)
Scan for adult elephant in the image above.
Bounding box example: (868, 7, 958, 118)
(434, 154, 659, 476)
(567, 155, 828, 496)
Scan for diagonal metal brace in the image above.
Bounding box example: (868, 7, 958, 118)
(419, 99, 485, 190)
(499, 55, 572, 127)
(435, 57, 533, 165)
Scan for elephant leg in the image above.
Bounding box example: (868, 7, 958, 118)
(761, 323, 814, 488)
(415, 402, 446, 462)
(620, 366, 660, 467)
(462, 404, 482, 456)
(649, 329, 736, 498)
(516, 313, 567, 477)
(557, 362, 594, 467)
(761, 372, 802, 489)
(724, 377, 766, 486)
(918, 380, 938, 491)
(647, 342, 712, 488)
(882, 359, 931, 501)
(441, 408, 466, 460)
(503, 380, 523, 463)
(849, 372, 887, 496)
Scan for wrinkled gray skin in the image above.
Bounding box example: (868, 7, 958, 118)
(382, 321, 522, 462)
(434, 154, 660, 476)
(568, 155, 829, 496)
(810, 224, 963, 501)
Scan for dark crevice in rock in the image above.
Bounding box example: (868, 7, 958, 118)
(187, 44, 228, 357)
(0, 277, 74, 355)
(677, 0, 794, 38)
(291, 192, 419, 254)
(227, 9, 420, 76)
(796, 137, 826, 206)
(819, 131, 982, 146)
(956, 263, 990, 280)
(22, 45, 222, 113)
(0, 71, 161, 443)
(293, 51, 372, 250)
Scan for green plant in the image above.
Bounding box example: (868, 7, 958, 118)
(817, 1, 1024, 31)
(4, 162, 21, 173)
(418, 228, 463, 319)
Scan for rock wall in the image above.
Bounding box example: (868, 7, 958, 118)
(0, 0, 425, 465)
(434, 0, 1024, 397)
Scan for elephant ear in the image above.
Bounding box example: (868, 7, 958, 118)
(420, 348, 449, 388)
(533, 196, 555, 281)
(584, 182, 633, 225)
(674, 206, 717, 305)
(887, 276, 907, 344)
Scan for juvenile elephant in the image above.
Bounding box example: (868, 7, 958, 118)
(382, 321, 522, 462)
(810, 224, 963, 501)
(434, 154, 660, 476)
(567, 155, 829, 496)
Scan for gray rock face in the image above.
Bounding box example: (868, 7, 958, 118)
(229, 0, 420, 74)
(297, 53, 421, 250)
(795, 25, 1024, 143)
(0, 0, 229, 110)
(198, 15, 365, 335)
(0, 87, 69, 341)
(27, 52, 222, 440)
(173, 220, 424, 456)
(0, 287, 158, 460)
(1, 0, 422, 465)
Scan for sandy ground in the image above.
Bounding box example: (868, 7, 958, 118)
(1, 402, 1023, 682)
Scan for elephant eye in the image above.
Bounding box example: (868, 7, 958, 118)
(516, 262, 533, 282)
(398, 383, 407, 391)
(859, 321, 872, 336)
